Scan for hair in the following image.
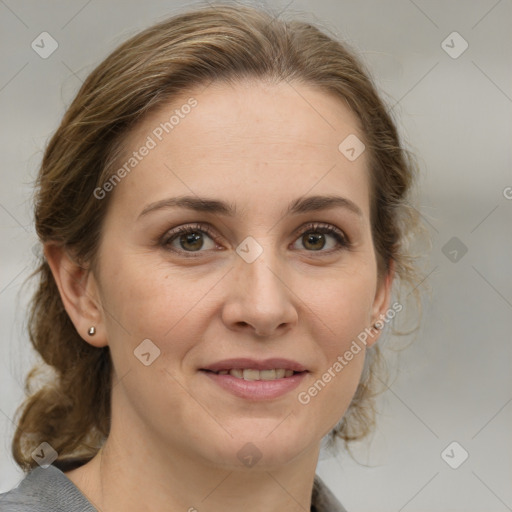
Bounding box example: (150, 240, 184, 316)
(12, 3, 424, 471)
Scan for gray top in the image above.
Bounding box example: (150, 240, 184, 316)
(0, 463, 347, 511)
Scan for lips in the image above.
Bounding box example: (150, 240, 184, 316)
(209, 368, 295, 380)
(202, 369, 307, 399)
(200, 357, 308, 400)
(201, 357, 307, 373)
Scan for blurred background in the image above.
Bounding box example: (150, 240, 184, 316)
(0, 1, 511, 510)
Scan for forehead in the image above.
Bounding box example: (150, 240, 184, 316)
(107, 79, 371, 221)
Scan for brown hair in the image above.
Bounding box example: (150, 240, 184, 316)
(12, 3, 424, 471)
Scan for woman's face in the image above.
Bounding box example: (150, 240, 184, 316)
(89, 80, 392, 469)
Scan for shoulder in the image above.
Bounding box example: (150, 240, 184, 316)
(311, 474, 348, 512)
(0, 464, 97, 512)
(1, 466, 343, 512)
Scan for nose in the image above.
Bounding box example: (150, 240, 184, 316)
(221, 251, 298, 338)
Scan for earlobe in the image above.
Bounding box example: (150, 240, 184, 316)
(44, 243, 108, 347)
(367, 259, 396, 347)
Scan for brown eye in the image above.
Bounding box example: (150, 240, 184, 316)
(292, 224, 349, 253)
(178, 231, 205, 251)
(302, 232, 327, 251)
(162, 224, 217, 253)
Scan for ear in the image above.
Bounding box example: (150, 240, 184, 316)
(367, 259, 396, 348)
(44, 243, 108, 347)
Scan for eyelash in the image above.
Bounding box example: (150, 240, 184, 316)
(160, 222, 350, 257)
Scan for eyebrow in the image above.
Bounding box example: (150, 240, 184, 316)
(138, 194, 363, 220)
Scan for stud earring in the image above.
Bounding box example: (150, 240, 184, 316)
(88, 326, 96, 336)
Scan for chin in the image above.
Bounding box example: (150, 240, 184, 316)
(204, 420, 318, 471)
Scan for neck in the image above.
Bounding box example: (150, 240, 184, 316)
(65, 417, 321, 512)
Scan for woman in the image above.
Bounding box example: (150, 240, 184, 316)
(1, 3, 422, 511)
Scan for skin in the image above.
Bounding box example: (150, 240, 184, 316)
(46, 79, 394, 512)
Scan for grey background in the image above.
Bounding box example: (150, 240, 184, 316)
(1, 1, 511, 510)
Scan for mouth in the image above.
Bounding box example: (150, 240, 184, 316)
(199, 358, 308, 400)
(200, 369, 307, 400)
(201, 368, 303, 380)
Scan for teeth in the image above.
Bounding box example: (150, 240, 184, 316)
(214, 368, 297, 380)
(243, 369, 260, 381)
(260, 369, 276, 380)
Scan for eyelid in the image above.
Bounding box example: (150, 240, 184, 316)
(160, 222, 219, 246)
(293, 222, 348, 242)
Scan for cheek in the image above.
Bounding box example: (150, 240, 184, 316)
(98, 252, 218, 363)
(97, 255, 208, 419)
(293, 272, 376, 425)
(102, 250, 167, 326)
(311, 272, 376, 349)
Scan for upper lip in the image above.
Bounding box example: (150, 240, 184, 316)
(201, 358, 308, 372)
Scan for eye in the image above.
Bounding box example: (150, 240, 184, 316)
(160, 221, 350, 257)
(291, 222, 349, 253)
(161, 223, 218, 254)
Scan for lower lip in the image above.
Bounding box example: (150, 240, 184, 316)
(201, 370, 307, 400)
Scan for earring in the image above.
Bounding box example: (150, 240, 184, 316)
(373, 323, 381, 330)
(88, 326, 96, 336)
